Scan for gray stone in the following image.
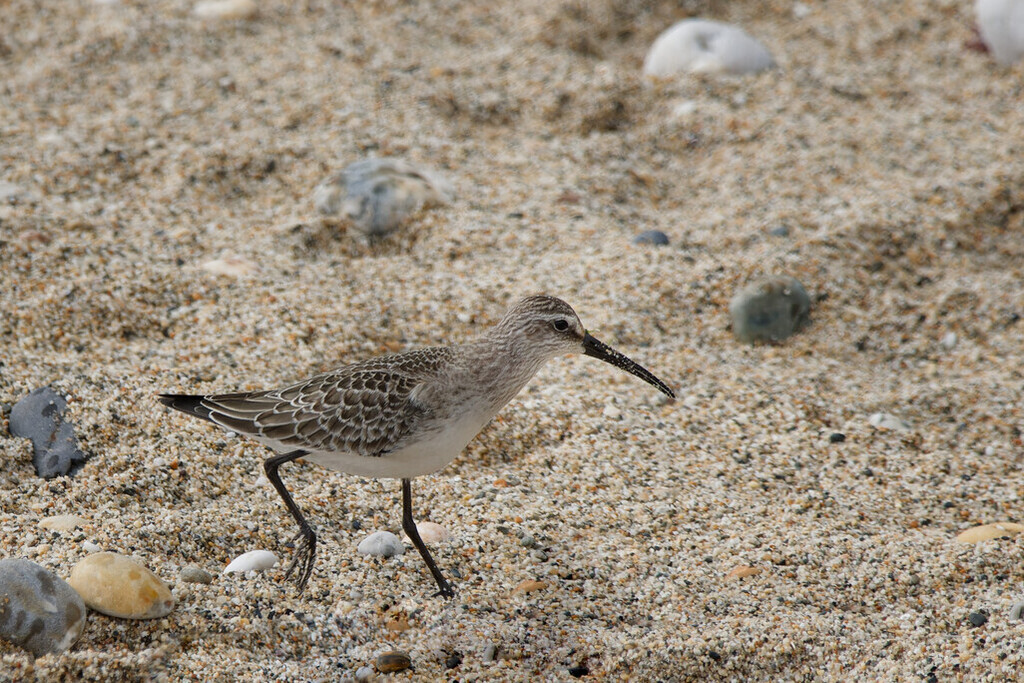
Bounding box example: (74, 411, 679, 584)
(314, 158, 453, 240)
(8, 387, 88, 479)
(179, 565, 214, 584)
(633, 230, 669, 246)
(356, 531, 405, 558)
(0, 558, 87, 657)
(729, 275, 811, 344)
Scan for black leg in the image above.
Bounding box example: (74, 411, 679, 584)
(402, 478, 454, 598)
(264, 449, 316, 593)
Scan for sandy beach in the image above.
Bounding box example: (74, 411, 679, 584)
(2, 0, 1024, 680)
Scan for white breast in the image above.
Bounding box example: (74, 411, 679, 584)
(300, 408, 494, 479)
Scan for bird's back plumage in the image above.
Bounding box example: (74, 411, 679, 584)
(161, 346, 457, 459)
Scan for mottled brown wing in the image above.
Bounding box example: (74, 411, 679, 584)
(199, 347, 453, 457)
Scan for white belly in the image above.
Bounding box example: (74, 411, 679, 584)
(300, 409, 493, 479)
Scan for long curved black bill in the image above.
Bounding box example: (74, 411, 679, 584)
(582, 332, 675, 399)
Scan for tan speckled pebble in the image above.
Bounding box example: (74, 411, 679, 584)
(512, 579, 549, 594)
(725, 566, 762, 580)
(38, 514, 87, 532)
(955, 523, 1024, 544)
(68, 552, 174, 619)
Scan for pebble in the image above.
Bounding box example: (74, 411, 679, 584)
(375, 650, 412, 673)
(354, 665, 376, 682)
(445, 651, 463, 669)
(512, 579, 549, 595)
(201, 254, 258, 277)
(313, 158, 454, 240)
(519, 534, 537, 548)
(602, 404, 623, 420)
(955, 522, 1024, 544)
(38, 514, 87, 532)
(68, 552, 174, 619)
(643, 19, 775, 77)
(632, 230, 669, 246)
(9, 387, 89, 479)
(223, 550, 278, 573)
(408, 521, 450, 545)
(1010, 601, 1024, 620)
(0, 558, 87, 657)
(729, 275, 811, 344)
(482, 643, 498, 662)
(569, 665, 590, 678)
(357, 531, 405, 557)
(725, 565, 761, 580)
(969, 611, 988, 627)
(82, 541, 102, 553)
(940, 332, 958, 350)
(829, 432, 846, 443)
(179, 565, 214, 584)
(975, 0, 1024, 65)
(867, 413, 912, 432)
(193, 0, 257, 20)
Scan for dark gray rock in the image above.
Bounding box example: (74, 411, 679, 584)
(729, 275, 811, 344)
(8, 387, 88, 479)
(0, 558, 87, 657)
(633, 230, 669, 246)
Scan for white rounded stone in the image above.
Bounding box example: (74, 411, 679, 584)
(223, 550, 278, 574)
(357, 531, 405, 557)
(643, 19, 775, 77)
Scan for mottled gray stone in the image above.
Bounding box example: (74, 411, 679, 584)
(8, 387, 88, 479)
(0, 558, 86, 657)
(729, 275, 811, 344)
(314, 158, 453, 239)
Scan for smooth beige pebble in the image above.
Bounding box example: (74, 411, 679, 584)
(69, 552, 174, 619)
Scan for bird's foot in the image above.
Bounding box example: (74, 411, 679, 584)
(434, 580, 456, 600)
(283, 525, 317, 593)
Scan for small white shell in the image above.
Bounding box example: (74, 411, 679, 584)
(224, 550, 279, 573)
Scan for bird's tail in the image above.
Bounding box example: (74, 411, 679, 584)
(158, 394, 215, 423)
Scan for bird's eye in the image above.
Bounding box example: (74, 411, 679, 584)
(552, 319, 570, 332)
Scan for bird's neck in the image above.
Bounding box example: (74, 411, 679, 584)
(458, 333, 549, 410)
